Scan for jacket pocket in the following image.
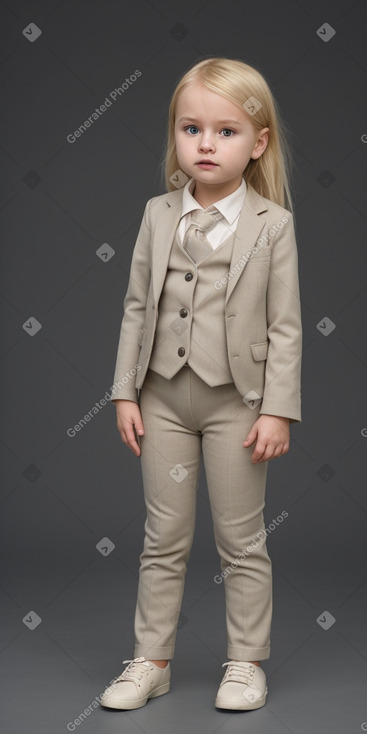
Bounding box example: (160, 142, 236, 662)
(246, 248, 272, 262)
(250, 340, 269, 361)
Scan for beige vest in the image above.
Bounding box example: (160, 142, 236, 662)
(148, 226, 236, 386)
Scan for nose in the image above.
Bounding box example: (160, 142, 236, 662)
(199, 135, 215, 152)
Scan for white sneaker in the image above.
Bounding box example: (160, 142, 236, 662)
(100, 656, 170, 710)
(215, 660, 267, 710)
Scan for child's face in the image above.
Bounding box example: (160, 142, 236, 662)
(174, 81, 268, 189)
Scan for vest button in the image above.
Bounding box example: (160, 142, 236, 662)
(179, 308, 188, 318)
(178, 347, 185, 357)
(185, 272, 193, 281)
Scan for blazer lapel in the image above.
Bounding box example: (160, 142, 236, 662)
(225, 183, 268, 303)
(151, 195, 183, 305)
(150, 182, 269, 306)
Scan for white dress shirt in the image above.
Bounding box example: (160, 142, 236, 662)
(178, 176, 247, 250)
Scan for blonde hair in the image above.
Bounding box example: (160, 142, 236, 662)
(161, 57, 296, 212)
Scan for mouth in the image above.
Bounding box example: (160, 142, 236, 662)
(196, 160, 218, 167)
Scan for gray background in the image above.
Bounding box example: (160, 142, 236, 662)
(1, 0, 367, 732)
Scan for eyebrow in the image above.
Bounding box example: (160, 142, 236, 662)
(176, 116, 242, 125)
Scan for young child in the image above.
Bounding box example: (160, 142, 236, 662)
(101, 56, 302, 712)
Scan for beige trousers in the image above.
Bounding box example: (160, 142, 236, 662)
(133, 364, 272, 661)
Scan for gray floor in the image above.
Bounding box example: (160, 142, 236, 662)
(2, 480, 366, 734)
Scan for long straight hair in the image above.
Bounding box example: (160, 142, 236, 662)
(161, 57, 296, 212)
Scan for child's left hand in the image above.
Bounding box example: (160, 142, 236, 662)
(243, 414, 290, 463)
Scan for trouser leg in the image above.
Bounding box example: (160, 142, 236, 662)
(133, 367, 201, 660)
(197, 377, 272, 661)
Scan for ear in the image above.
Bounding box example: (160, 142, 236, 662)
(251, 127, 269, 159)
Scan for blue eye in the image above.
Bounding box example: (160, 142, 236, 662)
(185, 125, 199, 134)
(183, 125, 234, 136)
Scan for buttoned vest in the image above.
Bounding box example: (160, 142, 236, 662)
(147, 225, 236, 386)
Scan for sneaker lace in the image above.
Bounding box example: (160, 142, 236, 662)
(221, 660, 255, 685)
(114, 656, 152, 684)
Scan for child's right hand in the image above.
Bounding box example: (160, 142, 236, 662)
(115, 400, 144, 457)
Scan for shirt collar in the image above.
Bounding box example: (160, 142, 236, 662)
(181, 176, 247, 226)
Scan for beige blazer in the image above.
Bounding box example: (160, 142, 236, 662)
(111, 182, 302, 423)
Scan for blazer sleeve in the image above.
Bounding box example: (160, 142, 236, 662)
(259, 212, 302, 424)
(110, 198, 152, 403)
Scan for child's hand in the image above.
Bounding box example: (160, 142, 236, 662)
(115, 400, 145, 457)
(243, 415, 290, 463)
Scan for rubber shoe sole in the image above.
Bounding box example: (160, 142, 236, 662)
(101, 680, 170, 710)
(215, 686, 267, 710)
